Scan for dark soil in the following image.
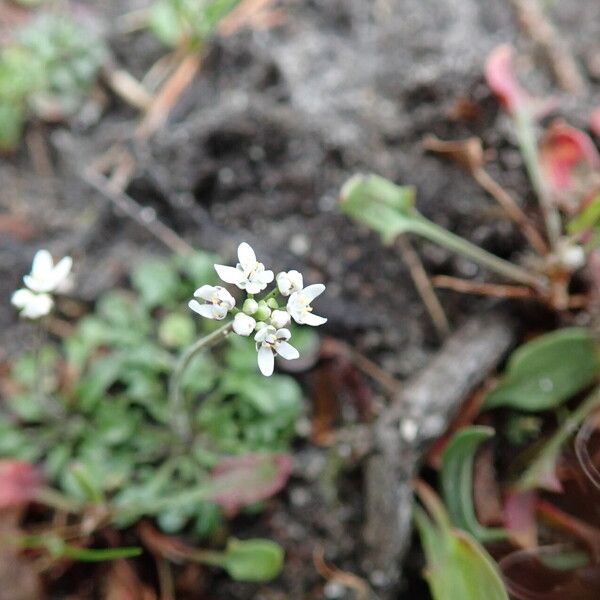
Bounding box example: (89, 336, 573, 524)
(1, 0, 600, 598)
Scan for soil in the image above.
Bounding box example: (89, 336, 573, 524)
(1, 0, 600, 598)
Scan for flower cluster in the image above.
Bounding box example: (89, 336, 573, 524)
(11, 250, 72, 319)
(189, 242, 326, 376)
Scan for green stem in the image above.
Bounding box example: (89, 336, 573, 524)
(514, 109, 562, 250)
(191, 549, 227, 567)
(36, 487, 83, 513)
(168, 321, 232, 439)
(410, 216, 548, 290)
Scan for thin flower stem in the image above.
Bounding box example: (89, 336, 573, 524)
(168, 321, 233, 439)
(409, 216, 548, 290)
(514, 109, 562, 250)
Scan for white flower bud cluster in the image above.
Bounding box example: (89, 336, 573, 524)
(189, 242, 326, 376)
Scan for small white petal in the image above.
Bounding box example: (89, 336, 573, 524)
(51, 256, 72, 286)
(255, 325, 275, 343)
(31, 250, 53, 278)
(302, 313, 327, 326)
(212, 305, 228, 320)
(11, 288, 33, 309)
(188, 299, 217, 319)
(214, 264, 244, 285)
(276, 328, 291, 340)
(245, 280, 267, 294)
(215, 287, 235, 309)
(233, 313, 256, 336)
(12, 289, 53, 319)
(276, 341, 299, 361)
(237, 242, 257, 270)
(194, 285, 216, 301)
(301, 284, 325, 302)
(258, 269, 274, 285)
(257, 346, 275, 376)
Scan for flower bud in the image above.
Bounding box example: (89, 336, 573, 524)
(243, 298, 259, 315)
(233, 313, 256, 336)
(254, 301, 272, 321)
(266, 298, 279, 310)
(270, 309, 290, 329)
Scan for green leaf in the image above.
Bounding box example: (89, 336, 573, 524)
(414, 484, 509, 600)
(340, 174, 417, 244)
(484, 328, 600, 412)
(60, 544, 142, 562)
(0, 102, 25, 151)
(131, 259, 180, 309)
(69, 462, 105, 503)
(567, 194, 600, 234)
(159, 312, 196, 348)
(222, 538, 284, 582)
(19, 535, 142, 562)
(441, 426, 507, 543)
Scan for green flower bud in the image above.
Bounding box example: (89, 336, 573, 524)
(243, 298, 259, 315)
(266, 297, 279, 310)
(254, 301, 272, 321)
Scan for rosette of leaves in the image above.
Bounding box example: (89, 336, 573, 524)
(1, 252, 309, 538)
(0, 14, 106, 150)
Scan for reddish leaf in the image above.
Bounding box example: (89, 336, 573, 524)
(540, 122, 600, 193)
(208, 454, 292, 513)
(485, 45, 555, 118)
(0, 461, 43, 509)
(504, 490, 538, 549)
(485, 45, 531, 115)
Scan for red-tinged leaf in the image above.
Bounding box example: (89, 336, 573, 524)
(208, 454, 292, 513)
(504, 491, 538, 549)
(485, 45, 530, 115)
(591, 108, 600, 138)
(485, 45, 555, 118)
(540, 122, 600, 194)
(0, 461, 43, 509)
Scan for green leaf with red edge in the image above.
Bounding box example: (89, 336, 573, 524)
(441, 426, 507, 543)
(414, 482, 509, 600)
(208, 453, 293, 512)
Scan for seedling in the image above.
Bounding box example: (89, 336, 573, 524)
(341, 45, 600, 311)
(0, 13, 106, 150)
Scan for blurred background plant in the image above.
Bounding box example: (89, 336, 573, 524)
(0, 12, 106, 150)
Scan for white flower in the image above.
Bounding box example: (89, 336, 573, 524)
(233, 312, 256, 336)
(270, 309, 290, 329)
(11, 288, 54, 319)
(276, 270, 303, 297)
(287, 284, 327, 326)
(23, 250, 72, 294)
(254, 326, 299, 376)
(214, 242, 274, 294)
(188, 285, 235, 320)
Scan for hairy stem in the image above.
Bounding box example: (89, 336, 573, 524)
(168, 321, 232, 439)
